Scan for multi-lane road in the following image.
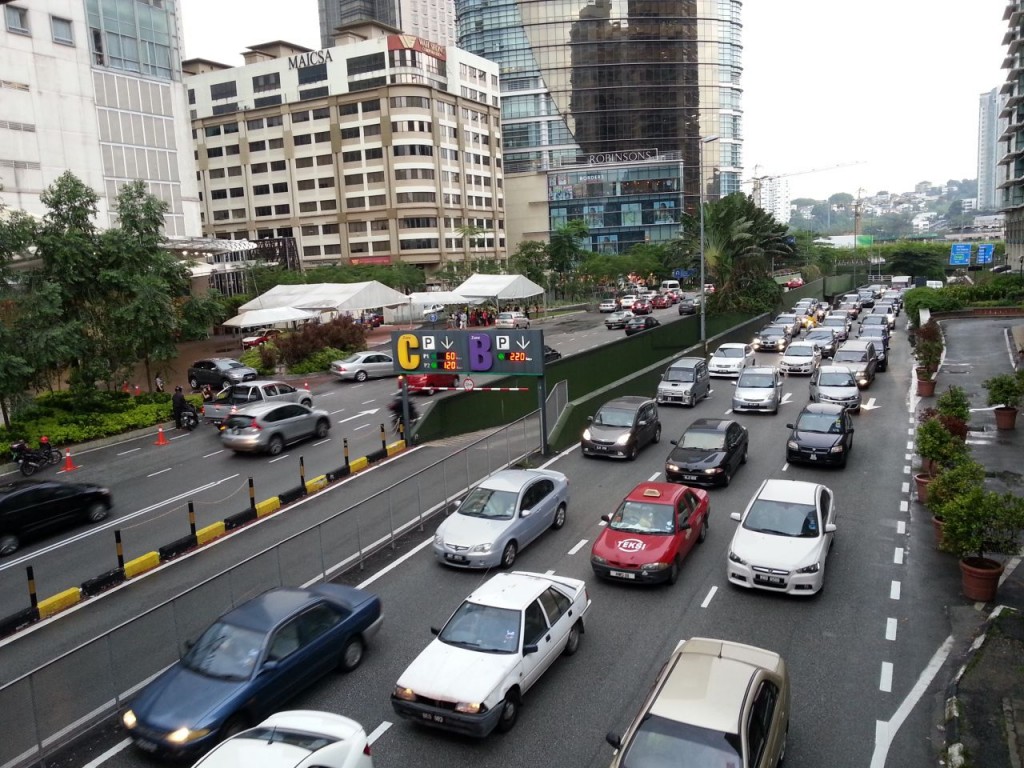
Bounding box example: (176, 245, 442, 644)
(6, 302, 955, 768)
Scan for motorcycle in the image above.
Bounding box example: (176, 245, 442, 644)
(388, 399, 419, 437)
(10, 437, 62, 477)
(180, 403, 199, 431)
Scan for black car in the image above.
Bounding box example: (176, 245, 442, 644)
(624, 316, 661, 335)
(0, 478, 112, 556)
(786, 403, 854, 468)
(665, 418, 748, 487)
(752, 325, 790, 352)
(804, 328, 838, 358)
(582, 396, 661, 460)
(678, 299, 697, 315)
(544, 345, 562, 363)
(858, 327, 890, 371)
(187, 357, 258, 390)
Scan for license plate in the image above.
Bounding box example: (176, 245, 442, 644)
(444, 553, 467, 563)
(594, 445, 609, 452)
(134, 739, 158, 753)
(756, 575, 786, 586)
(608, 570, 636, 580)
(421, 712, 445, 724)
(682, 474, 699, 481)
(809, 454, 817, 461)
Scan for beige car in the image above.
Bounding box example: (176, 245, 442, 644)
(606, 637, 790, 768)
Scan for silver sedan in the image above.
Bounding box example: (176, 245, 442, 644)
(433, 469, 569, 569)
(331, 351, 398, 382)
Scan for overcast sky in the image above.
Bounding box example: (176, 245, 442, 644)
(180, 0, 1009, 201)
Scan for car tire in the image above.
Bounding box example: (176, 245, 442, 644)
(551, 503, 567, 530)
(86, 503, 109, 523)
(627, 443, 639, 461)
(667, 558, 680, 586)
(339, 635, 364, 672)
(496, 690, 520, 734)
(220, 714, 248, 741)
(221, 379, 233, 390)
(741, 447, 748, 465)
(267, 435, 285, 456)
(653, 425, 662, 444)
(698, 515, 709, 543)
(188, 376, 200, 390)
(722, 469, 731, 487)
(355, 370, 368, 382)
(0, 534, 19, 557)
(563, 621, 582, 656)
(314, 419, 329, 439)
(500, 541, 518, 569)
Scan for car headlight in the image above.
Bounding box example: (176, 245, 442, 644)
(394, 686, 416, 701)
(122, 710, 137, 729)
(455, 702, 482, 714)
(666, 463, 679, 472)
(704, 468, 720, 474)
(787, 440, 799, 450)
(433, 532, 443, 545)
(829, 445, 845, 453)
(582, 428, 592, 441)
(591, 554, 608, 564)
(166, 727, 210, 744)
(615, 433, 631, 446)
(470, 543, 492, 553)
(728, 551, 747, 565)
(640, 562, 669, 571)
(796, 563, 820, 574)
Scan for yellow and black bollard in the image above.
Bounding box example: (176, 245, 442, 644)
(188, 501, 197, 536)
(115, 530, 125, 571)
(248, 477, 256, 512)
(26, 566, 37, 610)
(299, 456, 306, 492)
(343, 437, 350, 469)
(379, 423, 387, 451)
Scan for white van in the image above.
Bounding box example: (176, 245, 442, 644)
(925, 280, 944, 290)
(660, 279, 681, 293)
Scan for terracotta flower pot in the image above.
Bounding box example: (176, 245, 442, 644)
(931, 515, 946, 549)
(994, 406, 1018, 431)
(959, 557, 1004, 602)
(920, 458, 937, 476)
(914, 473, 933, 504)
(916, 377, 936, 397)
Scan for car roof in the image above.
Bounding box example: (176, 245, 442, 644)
(652, 637, 782, 733)
(785, 341, 817, 350)
(668, 357, 705, 368)
(477, 469, 561, 493)
(466, 572, 569, 610)
(233, 401, 310, 415)
(756, 478, 821, 505)
(686, 418, 734, 433)
(839, 339, 872, 349)
(717, 342, 748, 349)
(624, 481, 687, 505)
(224, 588, 330, 631)
(799, 402, 846, 416)
(740, 366, 776, 374)
(601, 395, 652, 410)
(817, 365, 855, 376)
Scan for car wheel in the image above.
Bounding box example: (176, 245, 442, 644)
(267, 435, 285, 456)
(627, 443, 639, 461)
(500, 541, 518, 569)
(653, 425, 662, 444)
(496, 690, 520, 733)
(220, 714, 248, 741)
(667, 558, 680, 586)
(778, 723, 789, 765)
(314, 419, 329, 439)
(722, 469, 731, 487)
(188, 376, 200, 390)
(551, 503, 567, 530)
(741, 447, 748, 465)
(221, 379, 233, 390)
(86, 503, 109, 523)
(698, 515, 709, 543)
(563, 621, 582, 656)
(355, 370, 368, 382)
(339, 635, 364, 672)
(0, 534, 19, 557)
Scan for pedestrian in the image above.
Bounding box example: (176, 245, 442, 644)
(201, 384, 214, 402)
(172, 385, 187, 429)
(459, 311, 468, 329)
(154, 373, 165, 393)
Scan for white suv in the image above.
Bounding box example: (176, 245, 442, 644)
(495, 311, 529, 329)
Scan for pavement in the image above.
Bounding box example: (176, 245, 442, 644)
(929, 319, 1024, 768)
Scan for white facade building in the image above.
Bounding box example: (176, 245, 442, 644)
(319, 0, 457, 49)
(752, 176, 790, 224)
(0, 0, 200, 237)
(978, 87, 1006, 211)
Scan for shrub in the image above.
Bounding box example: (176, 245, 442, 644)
(928, 459, 985, 518)
(983, 372, 1024, 409)
(286, 347, 346, 375)
(936, 385, 971, 422)
(941, 488, 1024, 560)
(276, 318, 366, 366)
(915, 417, 968, 472)
(239, 345, 278, 376)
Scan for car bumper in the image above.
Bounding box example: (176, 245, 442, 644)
(390, 696, 504, 737)
(656, 391, 695, 406)
(780, 364, 815, 375)
(432, 543, 499, 569)
(220, 434, 266, 453)
(591, 561, 674, 584)
(786, 448, 845, 465)
(732, 399, 777, 413)
(709, 366, 741, 377)
(665, 467, 726, 486)
(727, 563, 822, 595)
(753, 344, 785, 352)
(816, 396, 861, 411)
(581, 441, 631, 459)
(126, 725, 219, 760)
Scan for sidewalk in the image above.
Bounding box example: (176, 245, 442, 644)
(931, 318, 1024, 768)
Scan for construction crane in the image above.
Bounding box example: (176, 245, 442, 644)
(745, 161, 866, 200)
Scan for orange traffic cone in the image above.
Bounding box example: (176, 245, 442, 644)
(63, 448, 80, 472)
(154, 426, 169, 446)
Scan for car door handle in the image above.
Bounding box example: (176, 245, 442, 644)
(545, 634, 551, 643)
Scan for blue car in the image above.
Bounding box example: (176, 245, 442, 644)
(122, 585, 383, 760)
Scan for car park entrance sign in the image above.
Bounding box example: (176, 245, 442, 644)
(392, 329, 547, 376)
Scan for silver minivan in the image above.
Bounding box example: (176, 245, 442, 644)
(732, 366, 784, 414)
(657, 357, 711, 406)
(809, 365, 862, 412)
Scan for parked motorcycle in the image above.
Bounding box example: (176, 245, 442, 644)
(10, 437, 62, 477)
(180, 403, 199, 431)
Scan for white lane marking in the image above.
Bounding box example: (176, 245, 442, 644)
(902, 465, 910, 474)
(568, 539, 588, 556)
(367, 721, 392, 745)
(146, 467, 172, 478)
(545, 569, 556, 575)
(904, 453, 911, 461)
(82, 739, 131, 768)
(724, 408, 733, 414)
(268, 454, 290, 463)
(203, 449, 224, 458)
(908, 416, 915, 424)
(329, 408, 346, 415)
(870, 636, 954, 768)
(907, 427, 914, 435)
(880, 662, 893, 692)
(897, 521, 906, 535)
(313, 438, 331, 446)
(905, 441, 913, 450)
(647, 472, 661, 481)
(169, 433, 187, 441)
(894, 548, 904, 565)
(361, 399, 376, 405)
(354, 424, 370, 431)
(901, 482, 910, 493)
(885, 618, 898, 641)
(116, 447, 141, 456)
(701, 586, 718, 608)
(355, 536, 434, 589)
(900, 500, 908, 513)
(338, 408, 380, 424)
(782, 463, 789, 471)
(890, 580, 901, 600)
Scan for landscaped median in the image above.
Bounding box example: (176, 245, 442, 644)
(0, 437, 407, 639)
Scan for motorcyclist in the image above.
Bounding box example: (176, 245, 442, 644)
(388, 397, 418, 434)
(172, 385, 187, 429)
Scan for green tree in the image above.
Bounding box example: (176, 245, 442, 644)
(548, 220, 588, 274)
(508, 240, 548, 286)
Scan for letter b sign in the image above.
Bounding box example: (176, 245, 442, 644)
(468, 334, 493, 371)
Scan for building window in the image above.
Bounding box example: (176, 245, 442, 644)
(315, 131, 331, 143)
(270, 160, 286, 171)
(274, 204, 290, 215)
(350, 241, 369, 254)
(318, 177, 335, 188)
(393, 145, 433, 157)
(251, 163, 268, 174)
(247, 118, 264, 130)
(206, 147, 223, 158)
(347, 52, 385, 75)
(5, 5, 29, 34)
(312, 107, 331, 120)
(209, 168, 226, 179)
(303, 245, 322, 257)
(299, 201, 318, 213)
(372, 241, 390, 252)
(253, 185, 270, 195)
(363, 124, 381, 137)
(295, 157, 314, 169)
(390, 96, 430, 109)
(210, 81, 238, 101)
(255, 206, 272, 217)
(400, 238, 439, 250)
(268, 138, 284, 149)
(188, 89, 195, 105)
(316, 154, 332, 166)
(51, 16, 73, 45)
(347, 197, 365, 209)
(371, 219, 389, 231)
(302, 225, 319, 236)
(254, 95, 282, 108)
(298, 62, 328, 85)
(340, 127, 360, 140)
(266, 115, 284, 127)
(249, 140, 266, 152)
(297, 179, 316, 191)
(339, 103, 359, 116)
(320, 199, 336, 210)
(366, 171, 385, 183)
(227, 166, 242, 176)
(365, 147, 383, 160)
(368, 194, 385, 206)
(322, 223, 339, 235)
(299, 86, 329, 100)
(229, 187, 244, 198)
(225, 145, 240, 156)
(272, 182, 288, 193)
(252, 72, 281, 92)
(212, 103, 238, 116)
(397, 192, 436, 204)
(349, 77, 385, 92)
(294, 134, 312, 146)
(213, 210, 230, 221)
(342, 151, 362, 163)
(361, 99, 380, 112)
(347, 221, 366, 234)
(205, 126, 222, 138)
(322, 243, 341, 255)
(345, 173, 363, 186)
(400, 217, 438, 228)
(211, 189, 228, 200)
(223, 122, 239, 134)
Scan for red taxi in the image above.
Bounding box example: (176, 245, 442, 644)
(590, 482, 709, 585)
(650, 294, 671, 309)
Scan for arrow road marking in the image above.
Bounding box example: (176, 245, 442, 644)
(861, 397, 880, 410)
(781, 393, 793, 405)
(337, 408, 380, 424)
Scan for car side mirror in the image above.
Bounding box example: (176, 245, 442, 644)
(638, 420, 648, 427)
(786, 424, 794, 429)
(520, 508, 532, 518)
(606, 733, 622, 749)
(600, 514, 612, 523)
(587, 415, 594, 423)
(825, 523, 837, 533)
(660, 373, 666, 380)
(260, 660, 280, 674)
(523, 643, 539, 655)
(729, 512, 741, 522)
(731, 381, 737, 387)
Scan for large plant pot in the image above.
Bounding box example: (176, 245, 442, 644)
(914, 473, 933, 504)
(960, 557, 1004, 602)
(916, 377, 936, 397)
(994, 406, 1018, 431)
(931, 515, 946, 550)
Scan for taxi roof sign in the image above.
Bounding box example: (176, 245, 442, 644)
(643, 488, 662, 497)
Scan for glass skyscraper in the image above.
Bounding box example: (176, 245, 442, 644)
(455, 0, 743, 213)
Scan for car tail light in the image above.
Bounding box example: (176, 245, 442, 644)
(364, 743, 372, 756)
(249, 418, 262, 430)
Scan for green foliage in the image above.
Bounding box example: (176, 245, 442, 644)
(239, 345, 279, 376)
(275, 317, 365, 366)
(936, 385, 970, 422)
(940, 487, 1024, 560)
(915, 417, 968, 471)
(287, 347, 347, 375)
(549, 220, 588, 273)
(983, 372, 1024, 409)
(508, 240, 549, 286)
(928, 459, 986, 517)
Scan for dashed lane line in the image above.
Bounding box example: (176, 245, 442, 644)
(568, 539, 588, 556)
(890, 580, 901, 600)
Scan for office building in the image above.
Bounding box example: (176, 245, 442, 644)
(0, 0, 200, 237)
(183, 24, 505, 274)
(752, 176, 790, 225)
(999, 1, 1024, 270)
(978, 88, 1004, 211)
(319, 0, 457, 49)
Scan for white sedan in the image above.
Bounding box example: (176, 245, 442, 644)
(726, 479, 837, 596)
(391, 571, 591, 736)
(708, 342, 755, 377)
(779, 341, 822, 375)
(191, 711, 373, 768)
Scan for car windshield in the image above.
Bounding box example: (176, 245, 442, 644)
(608, 500, 675, 535)
(594, 407, 636, 427)
(665, 368, 695, 383)
(458, 487, 518, 520)
(787, 346, 814, 358)
(738, 374, 775, 388)
(235, 727, 334, 751)
(806, 332, 833, 342)
(835, 351, 866, 363)
(819, 371, 856, 387)
(181, 621, 265, 681)
(824, 318, 845, 326)
(621, 714, 742, 767)
(776, 315, 796, 323)
(865, 316, 885, 323)
(743, 499, 822, 538)
(761, 328, 785, 338)
(714, 347, 744, 358)
(439, 601, 520, 654)
(679, 431, 726, 450)
(796, 413, 845, 433)
(498, 313, 513, 320)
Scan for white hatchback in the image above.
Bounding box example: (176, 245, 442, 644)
(779, 341, 821, 375)
(708, 343, 755, 377)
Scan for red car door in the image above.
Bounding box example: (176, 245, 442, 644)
(679, 489, 705, 558)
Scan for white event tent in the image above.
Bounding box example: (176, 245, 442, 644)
(453, 274, 545, 306)
(222, 307, 317, 329)
(239, 282, 411, 320)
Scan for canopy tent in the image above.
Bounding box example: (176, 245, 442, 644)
(454, 274, 545, 302)
(239, 282, 410, 313)
(222, 307, 316, 328)
(406, 290, 474, 306)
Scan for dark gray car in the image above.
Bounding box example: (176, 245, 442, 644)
(581, 396, 661, 460)
(833, 340, 879, 388)
(187, 358, 258, 390)
(656, 357, 711, 407)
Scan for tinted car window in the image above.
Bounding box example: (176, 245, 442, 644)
(523, 601, 549, 645)
(538, 587, 570, 625)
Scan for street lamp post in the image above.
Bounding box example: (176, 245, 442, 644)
(698, 135, 719, 351)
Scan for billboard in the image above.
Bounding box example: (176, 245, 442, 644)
(976, 243, 994, 264)
(949, 243, 972, 265)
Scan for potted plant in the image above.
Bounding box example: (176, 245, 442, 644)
(934, 385, 970, 439)
(940, 487, 1024, 601)
(983, 371, 1023, 430)
(914, 418, 968, 504)
(914, 340, 943, 395)
(926, 459, 985, 549)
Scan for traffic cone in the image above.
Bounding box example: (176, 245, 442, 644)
(154, 426, 169, 446)
(133, 385, 141, 396)
(62, 448, 80, 472)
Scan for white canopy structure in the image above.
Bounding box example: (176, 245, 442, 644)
(406, 290, 474, 306)
(454, 273, 545, 302)
(239, 282, 410, 313)
(222, 307, 317, 328)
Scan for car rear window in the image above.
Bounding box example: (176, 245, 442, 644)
(738, 374, 775, 388)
